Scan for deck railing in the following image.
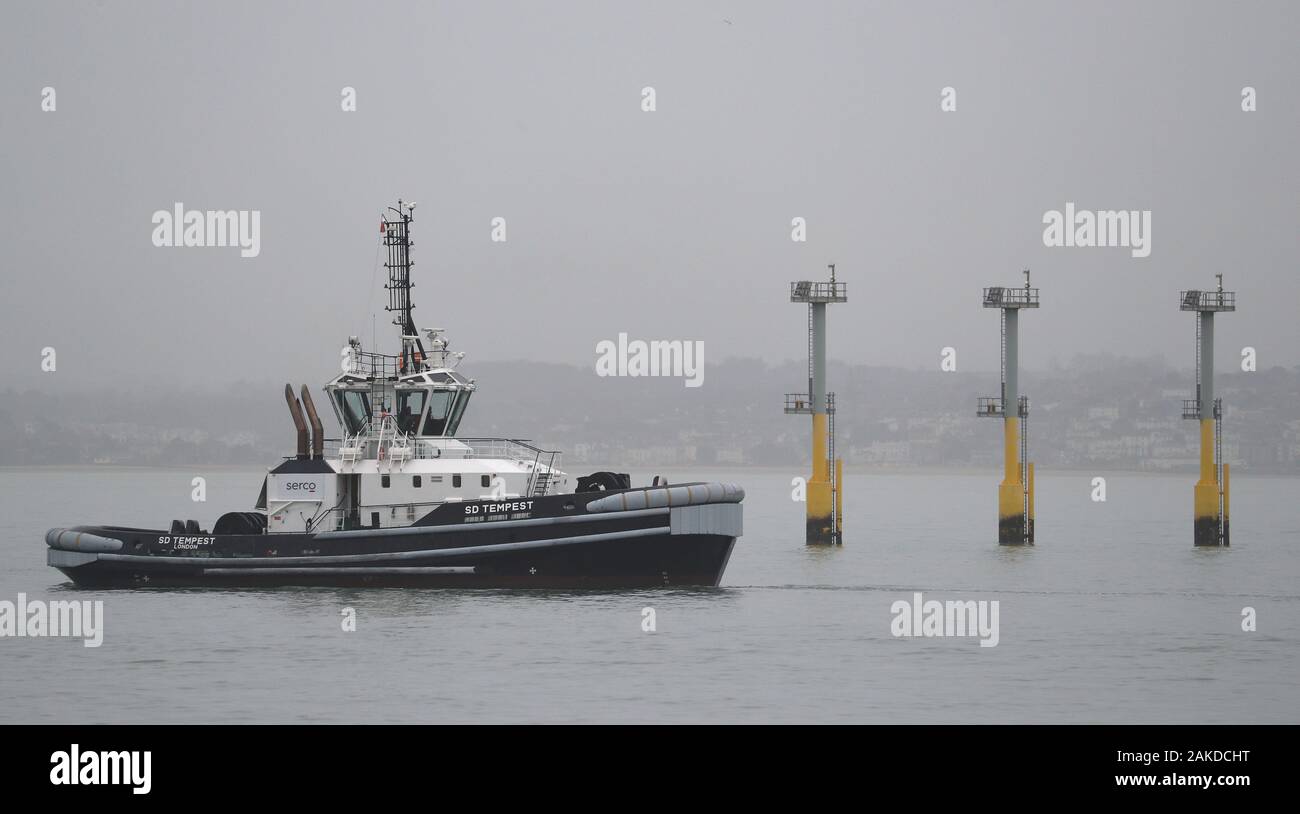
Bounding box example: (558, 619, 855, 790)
(1179, 290, 1236, 312)
(982, 287, 1040, 308)
(288, 435, 563, 497)
(977, 395, 1029, 417)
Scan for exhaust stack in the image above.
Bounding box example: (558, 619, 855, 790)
(300, 385, 325, 459)
(284, 384, 309, 459)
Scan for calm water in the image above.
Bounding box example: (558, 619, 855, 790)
(2, 467, 1297, 724)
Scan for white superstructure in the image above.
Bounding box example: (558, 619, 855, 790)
(263, 201, 566, 534)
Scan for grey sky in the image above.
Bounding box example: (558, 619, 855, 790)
(2, 1, 1297, 391)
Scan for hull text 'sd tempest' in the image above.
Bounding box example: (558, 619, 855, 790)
(47, 201, 743, 588)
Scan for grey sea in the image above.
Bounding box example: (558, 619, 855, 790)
(2, 467, 1297, 724)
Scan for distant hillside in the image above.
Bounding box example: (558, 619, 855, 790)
(1, 356, 1297, 473)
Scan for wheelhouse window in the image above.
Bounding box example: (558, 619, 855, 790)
(396, 389, 426, 435)
(336, 390, 372, 435)
(446, 392, 471, 436)
(421, 390, 455, 436)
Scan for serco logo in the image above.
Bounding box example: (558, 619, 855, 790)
(284, 481, 318, 493)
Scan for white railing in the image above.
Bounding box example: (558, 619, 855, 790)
(459, 439, 562, 496)
(325, 428, 561, 494)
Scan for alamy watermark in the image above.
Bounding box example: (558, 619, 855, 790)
(151, 203, 261, 258)
(595, 333, 704, 388)
(890, 592, 999, 647)
(1042, 202, 1150, 258)
(0, 593, 103, 647)
(50, 745, 150, 794)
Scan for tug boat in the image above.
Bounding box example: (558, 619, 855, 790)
(47, 201, 743, 588)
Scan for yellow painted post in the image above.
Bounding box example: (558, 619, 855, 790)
(1194, 418, 1219, 546)
(789, 273, 845, 545)
(998, 416, 1025, 543)
(807, 413, 834, 544)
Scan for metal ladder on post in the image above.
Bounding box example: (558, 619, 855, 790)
(1214, 398, 1224, 543)
(827, 394, 835, 478)
(827, 392, 836, 542)
(999, 309, 1007, 411)
(1021, 400, 1030, 543)
(807, 304, 814, 397)
(1194, 315, 1202, 408)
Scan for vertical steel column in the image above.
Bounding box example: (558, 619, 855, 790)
(807, 301, 834, 544)
(1194, 311, 1220, 545)
(998, 309, 1026, 543)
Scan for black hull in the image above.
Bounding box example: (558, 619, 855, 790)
(47, 485, 743, 590)
(53, 533, 737, 589)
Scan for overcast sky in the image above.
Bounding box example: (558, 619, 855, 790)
(2, 1, 1296, 391)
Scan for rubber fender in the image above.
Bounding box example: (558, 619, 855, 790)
(44, 528, 124, 552)
(586, 482, 745, 513)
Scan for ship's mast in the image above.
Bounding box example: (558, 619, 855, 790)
(382, 200, 425, 367)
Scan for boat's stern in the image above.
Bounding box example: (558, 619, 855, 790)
(45, 527, 129, 586)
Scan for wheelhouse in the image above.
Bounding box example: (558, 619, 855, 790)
(325, 333, 476, 440)
(327, 371, 474, 438)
